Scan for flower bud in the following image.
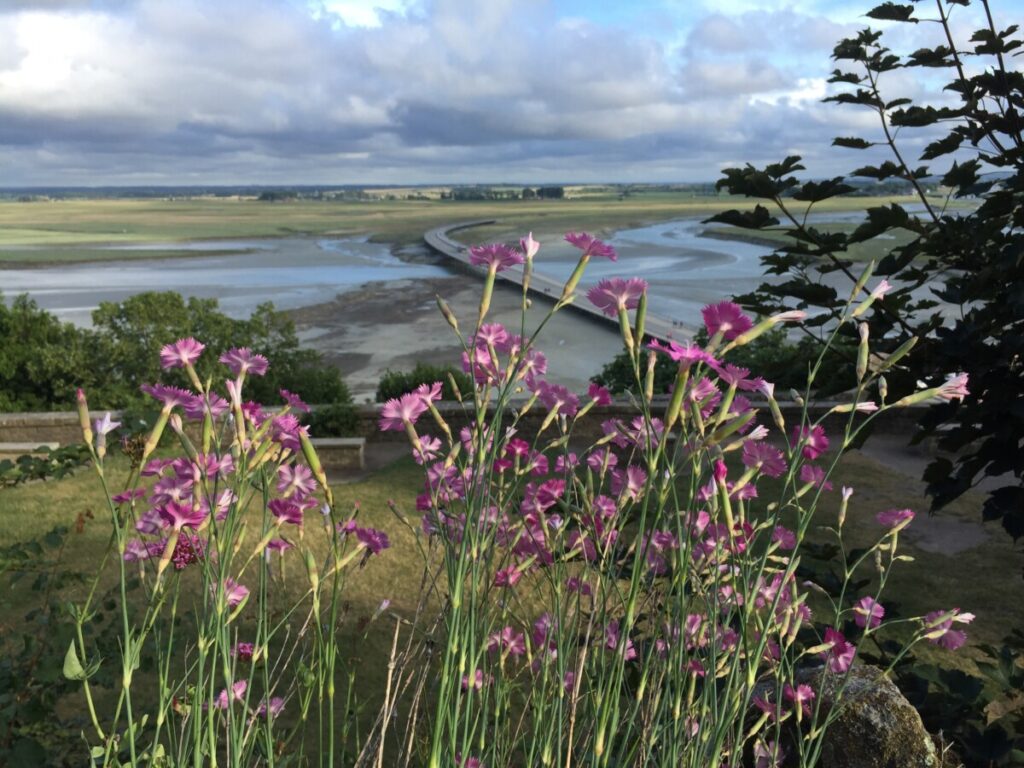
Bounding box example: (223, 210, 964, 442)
(76, 389, 94, 448)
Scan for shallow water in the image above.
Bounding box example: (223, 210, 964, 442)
(0, 237, 448, 326)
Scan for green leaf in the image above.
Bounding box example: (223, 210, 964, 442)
(832, 136, 873, 150)
(63, 640, 87, 681)
(866, 2, 917, 22)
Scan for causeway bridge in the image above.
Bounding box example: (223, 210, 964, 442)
(423, 220, 691, 344)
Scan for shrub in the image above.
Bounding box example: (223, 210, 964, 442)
(302, 402, 361, 437)
(375, 362, 472, 403)
(712, 2, 1023, 545)
(593, 326, 854, 397)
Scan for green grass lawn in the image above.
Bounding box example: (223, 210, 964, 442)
(0, 193, 935, 265)
(1, 443, 1017, 654)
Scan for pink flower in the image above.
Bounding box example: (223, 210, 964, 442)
(799, 463, 833, 491)
(494, 565, 522, 588)
(520, 232, 540, 260)
(564, 231, 617, 261)
(220, 347, 269, 377)
(783, 683, 815, 716)
(469, 243, 524, 272)
(701, 301, 753, 341)
(534, 381, 580, 417)
(182, 393, 229, 421)
(587, 382, 612, 406)
(269, 498, 305, 526)
(141, 384, 195, 410)
(158, 501, 207, 531)
(233, 642, 255, 661)
(220, 578, 249, 608)
(280, 389, 310, 413)
(586, 277, 647, 317)
(604, 619, 637, 660)
(379, 391, 430, 431)
(772, 526, 797, 550)
(936, 373, 969, 402)
(487, 626, 526, 657)
(354, 526, 390, 555)
(647, 339, 713, 368)
(159, 337, 205, 369)
(474, 323, 509, 347)
(793, 425, 829, 460)
(876, 508, 915, 529)
(214, 680, 247, 709)
(853, 597, 884, 629)
(869, 279, 892, 300)
(821, 627, 856, 673)
(742, 442, 787, 478)
(277, 463, 317, 498)
(257, 697, 285, 718)
(112, 487, 145, 505)
(923, 608, 975, 650)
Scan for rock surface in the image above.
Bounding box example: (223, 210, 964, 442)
(812, 663, 939, 768)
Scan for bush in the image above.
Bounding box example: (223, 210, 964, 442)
(375, 362, 471, 403)
(592, 326, 854, 397)
(302, 402, 361, 437)
(0, 291, 351, 412)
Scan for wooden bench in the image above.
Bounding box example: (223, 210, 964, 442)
(310, 437, 365, 471)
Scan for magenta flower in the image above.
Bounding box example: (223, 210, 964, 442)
(853, 596, 884, 629)
(494, 565, 522, 588)
(783, 683, 816, 716)
(799, 463, 833, 491)
(182, 393, 230, 422)
(923, 608, 974, 650)
(269, 498, 305, 526)
(564, 232, 618, 261)
(474, 323, 509, 347)
(277, 463, 317, 498)
(586, 277, 647, 317)
(354, 526, 391, 555)
(141, 384, 195, 410)
(218, 578, 249, 609)
(936, 373, 969, 402)
(771, 526, 797, 550)
(604, 619, 637, 660)
(280, 389, 310, 413)
(257, 697, 285, 718)
(701, 301, 753, 341)
(213, 680, 247, 709)
(487, 626, 526, 657)
(220, 347, 269, 377)
(793, 425, 829, 460)
(647, 339, 713, 368)
(379, 391, 431, 431)
(159, 337, 205, 370)
(158, 501, 207, 531)
(821, 627, 856, 673)
(876, 508, 915, 529)
(534, 381, 580, 417)
(742, 442, 786, 478)
(233, 642, 255, 662)
(468, 243, 524, 272)
(112, 487, 146, 505)
(588, 382, 612, 406)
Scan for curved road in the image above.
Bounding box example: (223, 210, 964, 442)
(424, 220, 690, 344)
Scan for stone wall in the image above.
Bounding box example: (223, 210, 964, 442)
(0, 400, 928, 448)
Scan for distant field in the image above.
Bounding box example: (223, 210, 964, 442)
(0, 192, 938, 265)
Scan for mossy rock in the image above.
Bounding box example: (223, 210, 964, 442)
(814, 664, 939, 768)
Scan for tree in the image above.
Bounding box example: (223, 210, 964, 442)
(710, 2, 1022, 548)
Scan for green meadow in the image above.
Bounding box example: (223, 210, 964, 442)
(0, 191, 939, 265)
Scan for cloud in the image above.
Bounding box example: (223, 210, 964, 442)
(0, 0, 983, 185)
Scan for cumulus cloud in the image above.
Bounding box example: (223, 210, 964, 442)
(0, 0, 997, 185)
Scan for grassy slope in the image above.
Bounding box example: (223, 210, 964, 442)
(1, 446, 1018, 655)
(0, 193, 927, 264)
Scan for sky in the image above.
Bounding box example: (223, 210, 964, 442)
(0, 0, 1010, 186)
